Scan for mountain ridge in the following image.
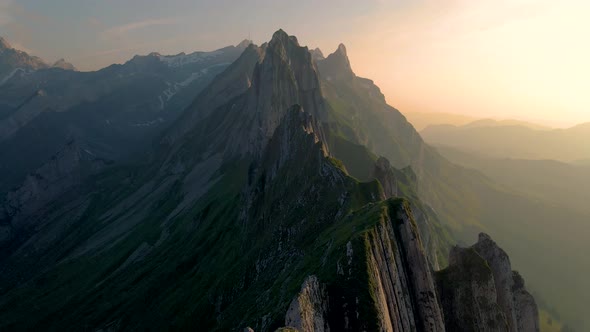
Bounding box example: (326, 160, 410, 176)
(421, 121, 590, 161)
(0, 30, 542, 331)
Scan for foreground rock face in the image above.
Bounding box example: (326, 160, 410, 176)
(437, 246, 508, 331)
(472, 233, 540, 332)
(278, 201, 446, 332)
(437, 233, 540, 332)
(274, 231, 540, 332)
(284, 276, 329, 332)
(366, 208, 446, 332)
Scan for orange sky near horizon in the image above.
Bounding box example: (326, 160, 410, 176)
(2, 0, 588, 128)
(343, 0, 590, 128)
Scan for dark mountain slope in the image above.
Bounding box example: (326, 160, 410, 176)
(0, 36, 48, 79)
(0, 30, 444, 331)
(0, 31, 538, 331)
(0, 41, 249, 194)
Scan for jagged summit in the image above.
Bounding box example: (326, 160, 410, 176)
(161, 28, 324, 159)
(437, 233, 540, 332)
(336, 43, 347, 56)
(0, 36, 12, 50)
(236, 39, 253, 48)
(271, 29, 289, 42)
(316, 42, 354, 81)
(246, 29, 325, 147)
(478, 232, 493, 242)
(52, 58, 77, 71)
(267, 29, 302, 52)
(310, 47, 325, 61)
(0, 37, 48, 77)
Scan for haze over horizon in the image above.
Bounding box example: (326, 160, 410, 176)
(1, 0, 588, 127)
(2, 3, 590, 330)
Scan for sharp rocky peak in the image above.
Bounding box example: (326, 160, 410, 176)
(317, 42, 355, 81)
(52, 58, 77, 71)
(164, 29, 326, 161)
(269, 29, 298, 47)
(439, 233, 540, 332)
(243, 29, 326, 154)
(236, 39, 253, 49)
(336, 43, 348, 56)
(310, 48, 325, 62)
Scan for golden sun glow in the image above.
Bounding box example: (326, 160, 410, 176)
(344, 0, 590, 127)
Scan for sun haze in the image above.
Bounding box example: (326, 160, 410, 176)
(2, 0, 588, 126)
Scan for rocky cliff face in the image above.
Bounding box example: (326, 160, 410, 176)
(52, 59, 77, 71)
(472, 233, 540, 332)
(280, 231, 540, 332)
(0, 36, 48, 79)
(0, 30, 540, 332)
(437, 246, 508, 331)
(284, 275, 330, 332)
(0, 40, 248, 196)
(437, 233, 540, 332)
(275, 200, 445, 332)
(0, 140, 108, 247)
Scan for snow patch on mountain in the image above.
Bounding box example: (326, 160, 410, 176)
(0, 68, 27, 86)
(157, 63, 230, 109)
(158, 50, 225, 68)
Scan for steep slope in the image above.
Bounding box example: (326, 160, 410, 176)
(0, 31, 443, 331)
(0, 140, 110, 249)
(316, 45, 582, 330)
(437, 234, 539, 332)
(0, 36, 48, 80)
(0, 41, 249, 194)
(0, 30, 538, 332)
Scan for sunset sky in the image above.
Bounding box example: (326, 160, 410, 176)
(1, 0, 588, 127)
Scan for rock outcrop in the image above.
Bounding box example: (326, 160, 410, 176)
(472, 233, 540, 332)
(310, 48, 325, 62)
(316, 44, 354, 81)
(1, 140, 108, 234)
(278, 200, 446, 332)
(362, 203, 446, 332)
(437, 246, 508, 331)
(437, 233, 540, 332)
(52, 58, 77, 71)
(0, 36, 48, 78)
(373, 157, 399, 198)
(284, 276, 330, 332)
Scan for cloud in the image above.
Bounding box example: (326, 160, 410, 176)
(101, 18, 180, 39)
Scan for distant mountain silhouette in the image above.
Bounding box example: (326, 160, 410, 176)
(421, 121, 590, 162)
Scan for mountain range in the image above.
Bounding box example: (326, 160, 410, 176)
(0, 31, 579, 330)
(402, 111, 553, 132)
(421, 120, 590, 162)
(0, 38, 251, 194)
